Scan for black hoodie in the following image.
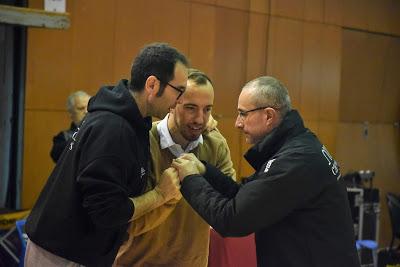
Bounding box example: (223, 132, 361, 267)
(26, 80, 151, 267)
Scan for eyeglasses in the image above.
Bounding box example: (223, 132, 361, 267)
(237, 106, 270, 121)
(154, 76, 185, 100)
(166, 82, 185, 100)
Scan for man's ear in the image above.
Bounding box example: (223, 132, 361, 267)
(144, 76, 160, 99)
(145, 76, 162, 103)
(265, 108, 277, 126)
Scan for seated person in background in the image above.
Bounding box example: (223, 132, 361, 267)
(50, 90, 90, 162)
(114, 69, 236, 267)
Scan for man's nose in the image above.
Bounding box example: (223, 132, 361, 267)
(193, 111, 205, 124)
(235, 116, 243, 128)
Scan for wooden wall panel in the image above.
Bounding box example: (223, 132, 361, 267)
(318, 121, 338, 155)
(319, 25, 341, 121)
(304, 0, 323, 22)
(387, 0, 400, 35)
(250, 0, 269, 14)
(323, 0, 342, 25)
(367, 0, 392, 35)
(342, 0, 369, 31)
(216, 0, 249, 10)
(70, 0, 115, 91)
(26, 28, 73, 110)
(267, 17, 302, 109)
(340, 30, 390, 122)
(22, 111, 69, 208)
(270, 0, 304, 20)
(335, 0, 400, 35)
(189, 3, 216, 78)
(212, 7, 248, 116)
(366, 0, 400, 35)
(113, 1, 152, 81)
(300, 22, 323, 120)
(190, 0, 216, 5)
(336, 123, 378, 172)
(339, 29, 363, 122)
(246, 12, 268, 80)
(113, 0, 190, 81)
(380, 37, 400, 122)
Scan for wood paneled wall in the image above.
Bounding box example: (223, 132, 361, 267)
(24, 0, 399, 247)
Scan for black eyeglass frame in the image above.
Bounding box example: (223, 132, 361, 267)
(166, 82, 185, 100)
(154, 75, 185, 100)
(237, 106, 271, 119)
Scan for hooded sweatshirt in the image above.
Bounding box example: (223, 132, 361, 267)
(26, 80, 150, 267)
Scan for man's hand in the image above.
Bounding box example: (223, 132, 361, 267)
(155, 167, 182, 201)
(179, 153, 206, 175)
(172, 157, 201, 182)
(130, 168, 181, 221)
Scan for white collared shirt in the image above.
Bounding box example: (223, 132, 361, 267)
(157, 114, 203, 157)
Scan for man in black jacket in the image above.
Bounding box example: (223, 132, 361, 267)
(172, 76, 360, 267)
(25, 43, 187, 267)
(50, 90, 90, 163)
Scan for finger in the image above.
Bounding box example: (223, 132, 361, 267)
(171, 161, 180, 169)
(171, 159, 187, 168)
(181, 153, 194, 160)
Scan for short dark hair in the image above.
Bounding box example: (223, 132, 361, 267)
(129, 43, 189, 95)
(188, 68, 213, 86)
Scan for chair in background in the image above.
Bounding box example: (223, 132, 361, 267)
(15, 219, 27, 267)
(356, 239, 378, 267)
(0, 209, 29, 266)
(0, 224, 19, 264)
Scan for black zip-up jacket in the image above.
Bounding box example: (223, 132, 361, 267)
(181, 110, 360, 267)
(26, 80, 150, 267)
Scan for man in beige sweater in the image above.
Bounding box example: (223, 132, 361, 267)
(114, 69, 236, 267)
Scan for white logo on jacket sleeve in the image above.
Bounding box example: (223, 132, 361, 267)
(140, 167, 146, 179)
(321, 145, 340, 179)
(264, 159, 276, 173)
(69, 127, 80, 150)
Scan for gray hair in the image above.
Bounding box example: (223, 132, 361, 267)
(242, 76, 291, 117)
(66, 91, 90, 112)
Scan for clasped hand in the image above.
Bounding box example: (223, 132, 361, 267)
(155, 167, 182, 201)
(171, 153, 205, 182)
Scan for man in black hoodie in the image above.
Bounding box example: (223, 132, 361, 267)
(172, 76, 360, 267)
(25, 43, 188, 267)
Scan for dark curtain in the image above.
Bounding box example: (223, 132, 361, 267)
(0, 0, 27, 209)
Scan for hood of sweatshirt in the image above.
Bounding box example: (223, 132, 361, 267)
(87, 79, 152, 132)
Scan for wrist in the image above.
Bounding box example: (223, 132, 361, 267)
(154, 186, 166, 201)
(199, 161, 206, 175)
